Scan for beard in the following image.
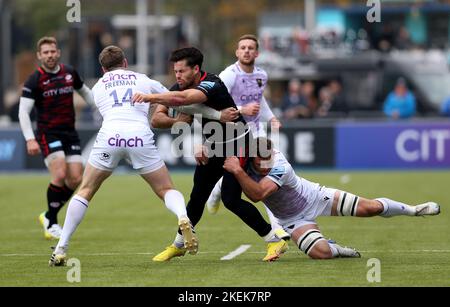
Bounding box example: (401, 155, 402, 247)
(43, 59, 58, 70)
(178, 78, 195, 90)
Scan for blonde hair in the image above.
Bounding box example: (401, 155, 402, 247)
(99, 45, 125, 71)
(238, 34, 259, 50)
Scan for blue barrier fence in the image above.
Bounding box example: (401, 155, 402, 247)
(1, 120, 449, 171)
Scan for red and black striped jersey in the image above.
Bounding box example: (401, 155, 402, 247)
(21, 64, 83, 132)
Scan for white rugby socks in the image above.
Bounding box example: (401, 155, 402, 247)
(164, 190, 188, 219)
(55, 195, 89, 250)
(376, 198, 416, 217)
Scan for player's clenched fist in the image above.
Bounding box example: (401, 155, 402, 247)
(223, 156, 241, 174)
(220, 107, 240, 123)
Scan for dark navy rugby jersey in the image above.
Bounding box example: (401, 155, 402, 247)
(21, 64, 83, 132)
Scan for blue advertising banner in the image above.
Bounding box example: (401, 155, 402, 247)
(0, 130, 25, 170)
(336, 121, 450, 169)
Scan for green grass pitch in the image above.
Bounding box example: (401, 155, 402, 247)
(0, 171, 449, 286)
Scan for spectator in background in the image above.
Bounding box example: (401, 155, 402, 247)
(395, 27, 413, 50)
(301, 81, 318, 115)
(282, 78, 310, 119)
(383, 78, 416, 119)
(316, 80, 348, 118)
(327, 80, 347, 115)
(316, 87, 334, 118)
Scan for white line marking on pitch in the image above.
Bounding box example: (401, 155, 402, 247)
(2, 249, 450, 257)
(220, 245, 252, 260)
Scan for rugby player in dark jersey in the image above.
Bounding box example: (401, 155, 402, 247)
(18, 37, 95, 240)
(133, 47, 288, 262)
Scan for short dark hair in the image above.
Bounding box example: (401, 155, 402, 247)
(238, 34, 259, 50)
(169, 47, 204, 69)
(255, 137, 273, 159)
(37, 36, 58, 52)
(99, 45, 125, 71)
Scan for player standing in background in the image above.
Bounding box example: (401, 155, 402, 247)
(135, 47, 288, 262)
(18, 37, 95, 240)
(205, 34, 288, 240)
(224, 137, 441, 260)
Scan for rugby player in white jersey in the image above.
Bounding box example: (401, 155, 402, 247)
(49, 46, 236, 266)
(224, 137, 441, 259)
(205, 35, 288, 241)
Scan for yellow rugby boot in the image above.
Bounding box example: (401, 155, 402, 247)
(263, 239, 288, 262)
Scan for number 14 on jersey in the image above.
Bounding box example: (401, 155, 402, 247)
(110, 88, 134, 107)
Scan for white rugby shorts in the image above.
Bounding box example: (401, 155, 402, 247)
(88, 128, 165, 174)
(279, 185, 337, 235)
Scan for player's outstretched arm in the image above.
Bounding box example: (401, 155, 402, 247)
(175, 105, 239, 123)
(223, 157, 278, 202)
(133, 89, 207, 107)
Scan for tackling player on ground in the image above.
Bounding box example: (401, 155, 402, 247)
(224, 137, 441, 259)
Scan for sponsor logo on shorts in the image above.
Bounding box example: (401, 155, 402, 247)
(49, 141, 63, 149)
(71, 145, 81, 151)
(108, 134, 144, 147)
(50, 202, 61, 208)
(100, 152, 111, 161)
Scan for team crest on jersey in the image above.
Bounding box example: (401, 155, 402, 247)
(256, 79, 263, 87)
(65, 74, 73, 81)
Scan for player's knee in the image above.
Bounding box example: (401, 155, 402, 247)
(308, 245, 333, 260)
(53, 169, 67, 184)
(297, 229, 331, 259)
(66, 175, 82, 189)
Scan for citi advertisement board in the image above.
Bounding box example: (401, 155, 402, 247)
(21, 126, 334, 170)
(336, 122, 450, 169)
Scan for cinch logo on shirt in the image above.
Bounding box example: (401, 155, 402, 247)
(102, 73, 137, 83)
(240, 93, 262, 102)
(108, 134, 144, 147)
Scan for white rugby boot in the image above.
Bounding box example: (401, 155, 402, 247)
(39, 212, 62, 240)
(415, 202, 440, 216)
